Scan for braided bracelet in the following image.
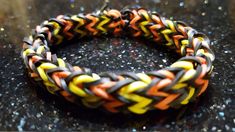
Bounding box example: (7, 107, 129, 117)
(21, 7, 215, 114)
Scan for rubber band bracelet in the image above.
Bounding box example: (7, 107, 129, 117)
(21, 7, 215, 114)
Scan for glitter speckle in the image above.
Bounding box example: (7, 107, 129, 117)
(0, 28, 4, 31)
(36, 113, 42, 118)
(162, 59, 167, 63)
(218, 112, 225, 117)
(17, 118, 26, 132)
(143, 126, 146, 130)
(218, 6, 222, 10)
(225, 98, 232, 105)
(225, 125, 230, 130)
(204, 0, 208, 4)
(80, 6, 84, 11)
(211, 126, 217, 131)
(179, 2, 184, 7)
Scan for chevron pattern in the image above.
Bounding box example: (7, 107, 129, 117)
(22, 8, 215, 114)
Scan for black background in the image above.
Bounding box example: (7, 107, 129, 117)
(0, 0, 234, 131)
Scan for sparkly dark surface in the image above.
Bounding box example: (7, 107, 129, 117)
(0, 0, 235, 131)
